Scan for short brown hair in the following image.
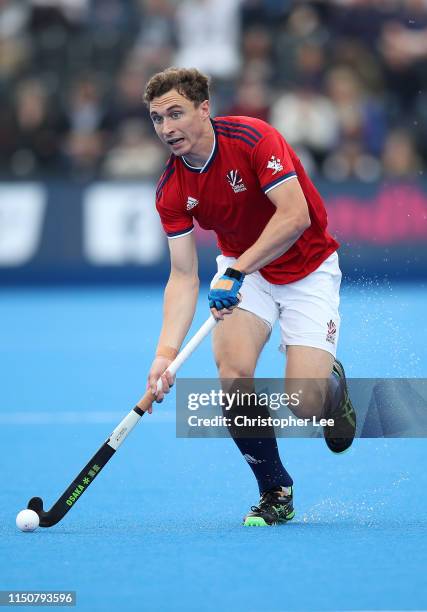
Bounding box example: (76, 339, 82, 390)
(144, 67, 210, 107)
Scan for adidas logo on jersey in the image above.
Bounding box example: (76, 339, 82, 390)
(186, 196, 199, 210)
(226, 169, 247, 193)
(267, 155, 283, 175)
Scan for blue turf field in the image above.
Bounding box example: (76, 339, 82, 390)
(1, 282, 426, 612)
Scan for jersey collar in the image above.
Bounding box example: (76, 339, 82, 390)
(180, 120, 218, 174)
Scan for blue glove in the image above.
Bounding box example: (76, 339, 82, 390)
(208, 267, 245, 310)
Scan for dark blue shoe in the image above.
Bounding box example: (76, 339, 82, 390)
(324, 359, 356, 453)
(243, 486, 295, 526)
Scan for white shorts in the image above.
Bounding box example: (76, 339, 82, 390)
(211, 252, 342, 357)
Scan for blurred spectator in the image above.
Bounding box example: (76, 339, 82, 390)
(29, 0, 89, 27)
(64, 130, 104, 180)
(0, 0, 30, 81)
(274, 4, 329, 87)
(66, 75, 105, 134)
(101, 60, 150, 132)
(0, 0, 30, 39)
(9, 77, 68, 177)
(131, 0, 176, 74)
(0, 36, 28, 82)
(322, 141, 382, 183)
(240, 0, 291, 28)
(27, 1, 82, 87)
(270, 83, 339, 169)
(174, 0, 242, 80)
(382, 128, 422, 179)
(88, 0, 138, 32)
(63, 76, 107, 179)
(225, 77, 270, 122)
(327, 0, 394, 51)
(330, 39, 385, 95)
(85, 2, 140, 85)
(325, 66, 387, 157)
(379, 4, 427, 116)
(241, 25, 274, 82)
(102, 119, 166, 179)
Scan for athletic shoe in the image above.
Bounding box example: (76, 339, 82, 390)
(323, 359, 356, 453)
(243, 486, 295, 527)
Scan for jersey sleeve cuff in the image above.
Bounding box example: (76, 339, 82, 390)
(166, 225, 194, 239)
(262, 172, 297, 194)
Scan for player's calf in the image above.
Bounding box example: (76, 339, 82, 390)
(286, 378, 327, 420)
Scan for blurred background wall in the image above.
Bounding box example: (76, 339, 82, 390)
(0, 0, 426, 283)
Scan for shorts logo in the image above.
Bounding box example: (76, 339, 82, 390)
(267, 155, 283, 175)
(226, 169, 247, 193)
(186, 196, 199, 210)
(326, 319, 337, 344)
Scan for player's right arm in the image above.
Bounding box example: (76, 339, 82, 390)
(147, 232, 199, 404)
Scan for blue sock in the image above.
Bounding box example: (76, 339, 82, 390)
(222, 387, 293, 494)
(231, 436, 294, 494)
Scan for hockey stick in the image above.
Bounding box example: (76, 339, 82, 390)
(27, 315, 217, 527)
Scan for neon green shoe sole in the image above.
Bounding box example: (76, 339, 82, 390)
(243, 510, 295, 527)
(244, 516, 269, 527)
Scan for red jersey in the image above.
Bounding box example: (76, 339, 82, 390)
(155, 115, 339, 284)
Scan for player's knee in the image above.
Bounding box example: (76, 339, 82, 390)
(217, 362, 256, 419)
(217, 362, 255, 380)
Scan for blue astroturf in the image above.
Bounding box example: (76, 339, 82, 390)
(1, 281, 427, 612)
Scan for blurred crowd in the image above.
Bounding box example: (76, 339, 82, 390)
(0, 0, 426, 182)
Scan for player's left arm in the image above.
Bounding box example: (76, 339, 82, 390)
(232, 178, 311, 274)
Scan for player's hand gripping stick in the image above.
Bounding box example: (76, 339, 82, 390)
(27, 315, 217, 527)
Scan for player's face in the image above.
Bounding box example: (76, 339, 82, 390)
(149, 89, 210, 156)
